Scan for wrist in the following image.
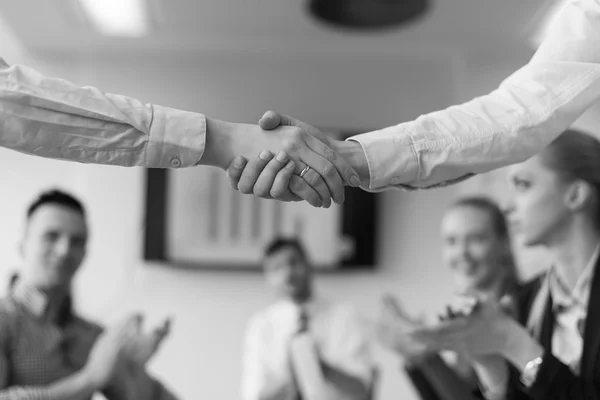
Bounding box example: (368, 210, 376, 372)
(200, 117, 241, 170)
(331, 140, 370, 185)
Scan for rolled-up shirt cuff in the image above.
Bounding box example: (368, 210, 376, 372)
(10, 387, 51, 400)
(146, 105, 206, 168)
(347, 126, 419, 192)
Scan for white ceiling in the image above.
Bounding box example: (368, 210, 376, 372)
(0, 0, 544, 58)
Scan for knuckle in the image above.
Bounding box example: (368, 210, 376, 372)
(324, 147, 337, 162)
(323, 162, 336, 177)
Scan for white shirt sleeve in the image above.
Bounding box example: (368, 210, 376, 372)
(350, 0, 600, 191)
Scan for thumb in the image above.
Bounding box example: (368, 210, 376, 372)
(258, 110, 282, 130)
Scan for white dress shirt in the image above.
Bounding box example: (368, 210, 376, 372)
(2, 0, 598, 191)
(0, 58, 205, 168)
(350, 0, 600, 192)
(548, 243, 600, 375)
(241, 298, 373, 400)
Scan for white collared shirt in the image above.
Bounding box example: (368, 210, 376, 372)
(350, 0, 600, 192)
(241, 298, 373, 400)
(548, 243, 600, 374)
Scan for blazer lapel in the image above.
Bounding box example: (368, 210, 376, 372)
(580, 256, 600, 380)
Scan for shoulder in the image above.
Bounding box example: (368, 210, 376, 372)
(0, 297, 21, 345)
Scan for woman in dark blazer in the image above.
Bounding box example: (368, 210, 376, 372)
(413, 129, 600, 400)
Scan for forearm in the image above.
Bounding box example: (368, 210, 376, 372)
(321, 362, 369, 400)
(347, 0, 600, 192)
(0, 370, 98, 400)
(0, 58, 205, 168)
(46, 370, 97, 400)
(201, 117, 254, 170)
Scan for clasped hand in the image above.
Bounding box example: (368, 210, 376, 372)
(226, 111, 363, 208)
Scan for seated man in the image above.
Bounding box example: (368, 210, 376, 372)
(241, 237, 375, 400)
(0, 189, 177, 399)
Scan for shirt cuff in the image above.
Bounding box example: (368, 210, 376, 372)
(146, 105, 206, 168)
(347, 126, 419, 192)
(11, 387, 51, 400)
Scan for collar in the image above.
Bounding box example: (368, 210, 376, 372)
(10, 277, 71, 322)
(549, 242, 600, 311)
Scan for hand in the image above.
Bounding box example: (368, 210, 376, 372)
(83, 314, 141, 389)
(226, 112, 361, 208)
(257, 111, 369, 185)
(437, 294, 479, 321)
(123, 316, 172, 366)
(412, 298, 513, 358)
(375, 294, 431, 364)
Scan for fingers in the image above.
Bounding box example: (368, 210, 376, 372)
(289, 175, 322, 208)
(237, 151, 274, 194)
(295, 162, 333, 208)
(227, 156, 247, 191)
(269, 159, 302, 202)
(154, 317, 171, 338)
(305, 134, 360, 188)
(258, 110, 282, 130)
(295, 151, 342, 206)
(253, 151, 293, 199)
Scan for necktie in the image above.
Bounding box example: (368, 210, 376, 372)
(289, 305, 328, 400)
(290, 305, 309, 400)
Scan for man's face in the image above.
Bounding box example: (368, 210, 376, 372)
(263, 246, 311, 301)
(20, 204, 87, 290)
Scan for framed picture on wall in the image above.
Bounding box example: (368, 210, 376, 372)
(143, 130, 380, 272)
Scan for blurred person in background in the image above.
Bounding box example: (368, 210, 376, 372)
(0, 189, 178, 399)
(407, 129, 600, 400)
(377, 196, 528, 400)
(242, 237, 375, 400)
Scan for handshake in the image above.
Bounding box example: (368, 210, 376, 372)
(219, 111, 369, 208)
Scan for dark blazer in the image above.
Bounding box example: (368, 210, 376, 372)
(508, 256, 600, 400)
(403, 278, 541, 400)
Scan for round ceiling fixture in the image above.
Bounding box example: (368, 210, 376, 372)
(308, 0, 430, 30)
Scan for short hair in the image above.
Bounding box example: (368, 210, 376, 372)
(264, 237, 307, 260)
(26, 190, 85, 220)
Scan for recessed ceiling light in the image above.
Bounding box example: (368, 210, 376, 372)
(77, 0, 150, 37)
(307, 0, 430, 30)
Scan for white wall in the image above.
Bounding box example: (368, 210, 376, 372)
(0, 23, 539, 399)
